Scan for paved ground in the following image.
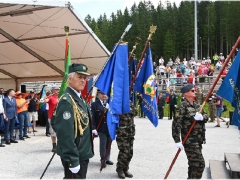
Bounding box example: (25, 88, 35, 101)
(0, 117, 239, 179)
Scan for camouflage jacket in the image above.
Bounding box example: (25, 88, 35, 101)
(117, 101, 138, 138)
(172, 99, 208, 145)
(195, 92, 204, 105)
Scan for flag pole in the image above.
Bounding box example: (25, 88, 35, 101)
(164, 36, 240, 179)
(128, 37, 141, 62)
(85, 23, 133, 100)
(99, 38, 142, 172)
(129, 25, 157, 93)
(39, 26, 70, 179)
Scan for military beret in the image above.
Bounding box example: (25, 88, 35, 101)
(180, 83, 194, 93)
(69, 63, 90, 76)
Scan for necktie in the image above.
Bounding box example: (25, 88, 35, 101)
(103, 101, 106, 108)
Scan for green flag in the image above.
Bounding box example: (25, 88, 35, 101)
(59, 39, 71, 97)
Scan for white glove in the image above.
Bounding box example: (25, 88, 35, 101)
(175, 142, 184, 150)
(69, 165, 80, 173)
(174, 105, 177, 107)
(105, 103, 109, 109)
(92, 129, 98, 135)
(194, 112, 204, 121)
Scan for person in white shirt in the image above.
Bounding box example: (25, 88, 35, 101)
(159, 56, 164, 65)
(159, 64, 166, 78)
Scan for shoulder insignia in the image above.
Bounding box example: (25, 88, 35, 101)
(63, 111, 71, 120)
(63, 97, 67, 100)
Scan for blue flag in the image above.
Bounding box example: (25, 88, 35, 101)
(217, 52, 240, 130)
(133, 46, 158, 127)
(95, 44, 130, 140)
(129, 58, 137, 106)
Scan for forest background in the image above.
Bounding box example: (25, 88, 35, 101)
(84, 0, 240, 63)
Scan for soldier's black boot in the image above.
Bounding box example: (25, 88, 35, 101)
(124, 171, 133, 178)
(116, 169, 125, 179)
(52, 143, 56, 152)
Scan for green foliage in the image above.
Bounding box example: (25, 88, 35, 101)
(84, 1, 240, 61)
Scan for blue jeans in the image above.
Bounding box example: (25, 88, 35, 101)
(4, 117, 15, 141)
(18, 111, 28, 138)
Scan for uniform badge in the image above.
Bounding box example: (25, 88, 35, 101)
(63, 111, 71, 120)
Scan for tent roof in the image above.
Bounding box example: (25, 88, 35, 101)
(0, 1, 110, 82)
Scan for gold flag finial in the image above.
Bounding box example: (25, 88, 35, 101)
(64, 26, 69, 34)
(148, 25, 157, 40)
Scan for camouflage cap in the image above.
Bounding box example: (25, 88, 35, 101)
(69, 63, 90, 76)
(180, 84, 194, 93)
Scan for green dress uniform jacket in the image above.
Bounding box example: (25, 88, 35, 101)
(52, 87, 94, 168)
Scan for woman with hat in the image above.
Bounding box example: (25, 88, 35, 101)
(16, 91, 30, 140)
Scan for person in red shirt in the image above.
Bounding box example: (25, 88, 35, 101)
(44, 85, 59, 152)
(221, 67, 228, 81)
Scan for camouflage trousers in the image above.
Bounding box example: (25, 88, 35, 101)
(184, 144, 205, 179)
(116, 136, 134, 171)
(209, 104, 216, 121)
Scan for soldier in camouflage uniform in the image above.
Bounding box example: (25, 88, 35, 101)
(208, 94, 216, 122)
(116, 101, 138, 179)
(195, 87, 204, 105)
(172, 84, 209, 179)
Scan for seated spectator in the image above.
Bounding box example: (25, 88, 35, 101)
(219, 53, 225, 64)
(197, 65, 203, 76)
(158, 63, 165, 78)
(188, 71, 194, 84)
(183, 58, 188, 66)
(159, 56, 164, 65)
(216, 61, 222, 70)
(202, 58, 206, 65)
(203, 66, 208, 75)
(169, 72, 176, 87)
(165, 64, 171, 78)
(221, 67, 228, 81)
(182, 72, 188, 84)
(207, 65, 214, 82)
(185, 66, 190, 76)
(168, 58, 173, 68)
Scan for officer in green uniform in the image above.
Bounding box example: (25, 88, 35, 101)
(52, 63, 94, 179)
(172, 84, 209, 179)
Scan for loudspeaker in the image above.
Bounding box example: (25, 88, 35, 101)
(21, 85, 26, 93)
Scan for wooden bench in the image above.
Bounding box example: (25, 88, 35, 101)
(225, 153, 240, 178)
(209, 160, 231, 179)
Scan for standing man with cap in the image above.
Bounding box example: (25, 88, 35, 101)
(16, 91, 30, 140)
(52, 63, 94, 179)
(91, 89, 113, 167)
(172, 83, 209, 179)
(44, 85, 60, 152)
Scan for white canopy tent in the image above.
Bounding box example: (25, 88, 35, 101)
(0, 1, 110, 90)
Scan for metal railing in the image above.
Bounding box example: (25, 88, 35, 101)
(156, 75, 222, 92)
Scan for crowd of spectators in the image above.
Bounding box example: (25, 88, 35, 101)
(0, 87, 53, 147)
(154, 53, 231, 90)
